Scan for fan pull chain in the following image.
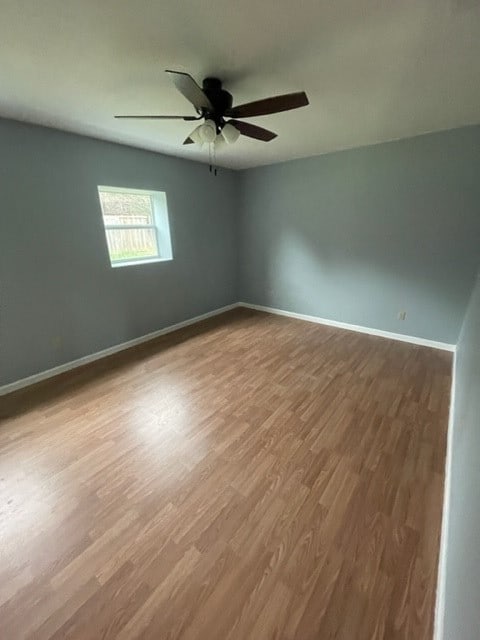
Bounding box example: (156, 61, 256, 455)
(208, 142, 218, 176)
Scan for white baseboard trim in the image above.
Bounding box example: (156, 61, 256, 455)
(1, 300, 456, 397)
(433, 350, 456, 640)
(238, 302, 456, 352)
(0, 303, 239, 397)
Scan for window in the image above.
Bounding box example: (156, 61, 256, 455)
(97, 186, 172, 267)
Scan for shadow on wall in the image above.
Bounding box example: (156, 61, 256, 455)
(442, 273, 480, 639)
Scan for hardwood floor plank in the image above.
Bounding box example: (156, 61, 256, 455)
(0, 308, 451, 639)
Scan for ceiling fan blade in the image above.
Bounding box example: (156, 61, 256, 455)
(229, 119, 277, 142)
(227, 91, 309, 118)
(115, 115, 199, 120)
(165, 70, 213, 112)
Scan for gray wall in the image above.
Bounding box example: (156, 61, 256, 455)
(0, 118, 237, 386)
(2, 119, 480, 387)
(239, 126, 480, 344)
(443, 274, 480, 639)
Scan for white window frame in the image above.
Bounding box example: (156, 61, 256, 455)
(97, 185, 173, 268)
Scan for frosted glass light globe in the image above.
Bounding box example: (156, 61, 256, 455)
(190, 126, 204, 145)
(199, 120, 217, 143)
(222, 123, 240, 144)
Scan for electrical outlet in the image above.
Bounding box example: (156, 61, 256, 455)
(398, 311, 407, 321)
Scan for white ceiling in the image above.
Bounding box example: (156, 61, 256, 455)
(1, 0, 479, 170)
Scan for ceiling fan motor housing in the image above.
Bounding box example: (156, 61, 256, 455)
(201, 78, 233, 131)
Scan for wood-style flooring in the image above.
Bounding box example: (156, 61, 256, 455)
(0, 308, 452, 639)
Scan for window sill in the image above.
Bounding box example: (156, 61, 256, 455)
(111, 257, 173, 268)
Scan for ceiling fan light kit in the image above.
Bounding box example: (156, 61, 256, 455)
(115, 70, 309, 169)
(198, 119, 217, 143)
(189, 125, 204, 145)
(221, 122, 241, 144)
(188, 121, 240, 147)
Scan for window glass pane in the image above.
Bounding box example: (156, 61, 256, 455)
(97, 186, 172, 266)
(105, 227, 159, 262)
(99, 191, 153, 226)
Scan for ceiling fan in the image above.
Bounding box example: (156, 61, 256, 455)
(115, 70, 309, 146)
